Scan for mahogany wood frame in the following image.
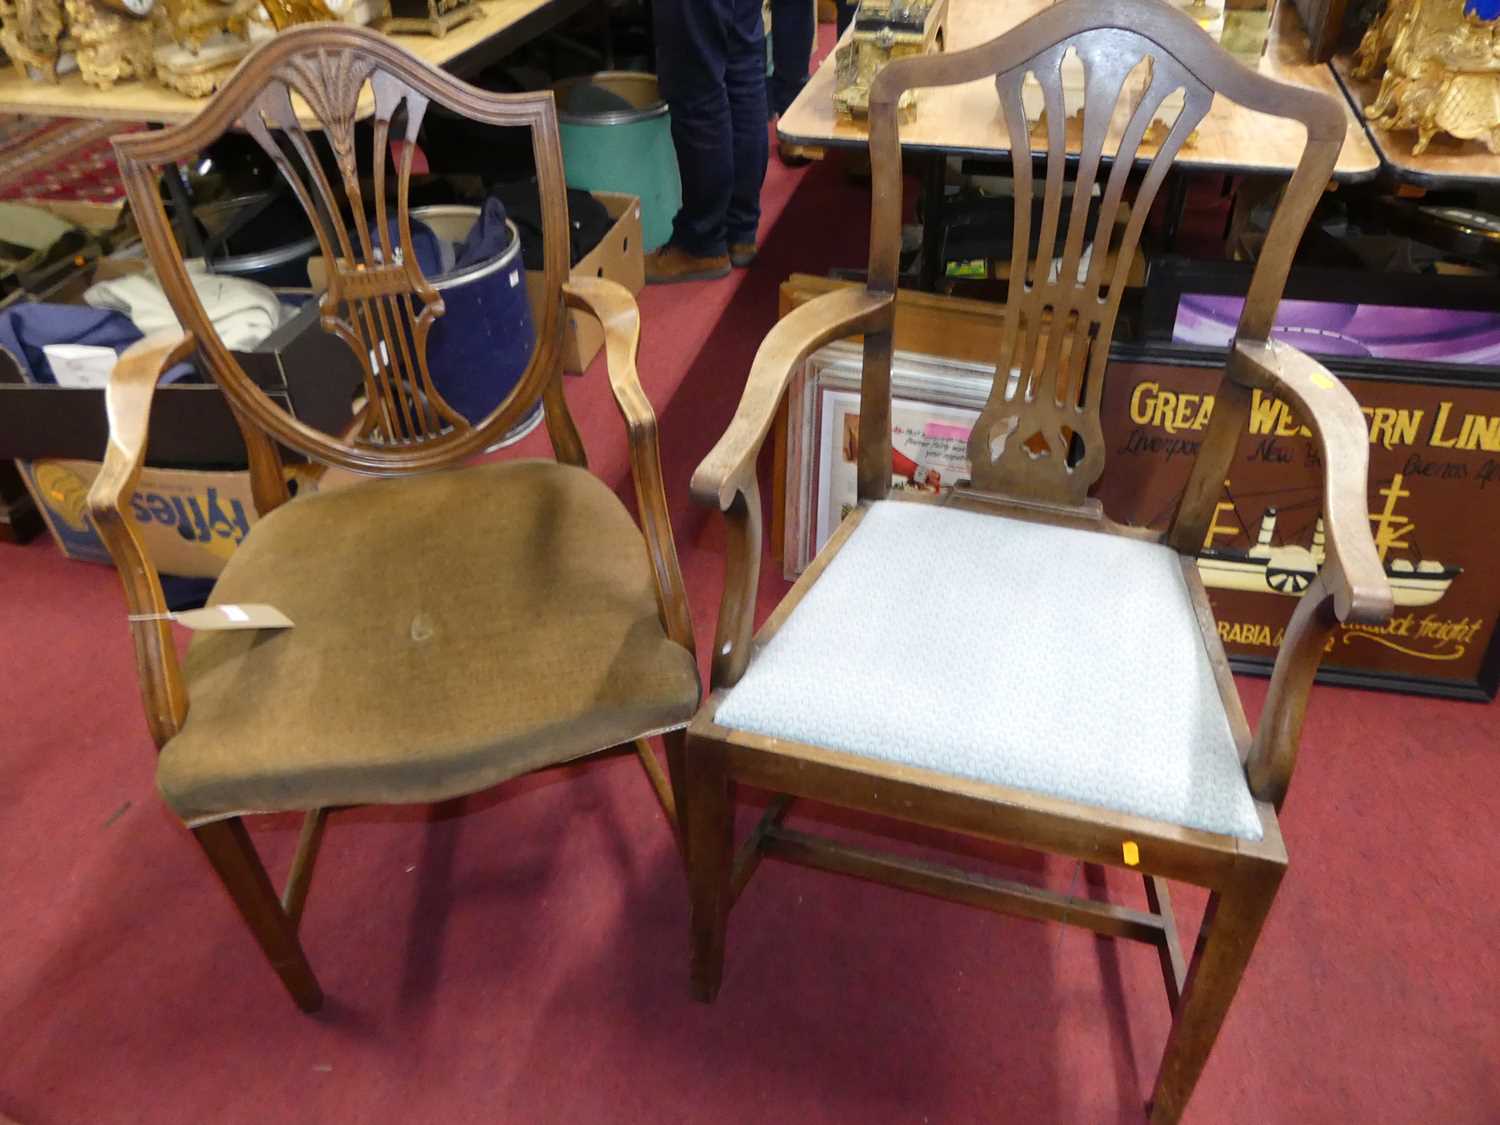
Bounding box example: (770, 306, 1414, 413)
(89, 26, 695, 1012)
(687, 2, 1394, 1121)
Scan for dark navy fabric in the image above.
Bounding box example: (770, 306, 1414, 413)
(451, 197, 512, 275)
(653, 0, 768, 257)
(0, 303, 144, 384)
(768, 0, 815, 118)
(378, 215, 445, 277)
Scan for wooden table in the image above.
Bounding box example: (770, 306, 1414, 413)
(779, 0, 1379, 180)
(1331, 53, 1500, 190)
(0, 0, 593, 125)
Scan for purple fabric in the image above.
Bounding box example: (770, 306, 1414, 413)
(1173, 295, 1500, 365)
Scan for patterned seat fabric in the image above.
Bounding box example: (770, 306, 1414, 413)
(715, 500, 1262, 840)
(158, 460, 701, 823)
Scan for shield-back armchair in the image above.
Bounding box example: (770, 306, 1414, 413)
(683, 2, 1393, 1121)
(90, 25, 698, 1012)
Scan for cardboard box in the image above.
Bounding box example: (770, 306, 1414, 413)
(525, 191, 644, 374)
(18, 458, 266, 578)
(0, 270, 364, 466)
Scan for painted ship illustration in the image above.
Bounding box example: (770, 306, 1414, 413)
(1194, 474, 1460, 608)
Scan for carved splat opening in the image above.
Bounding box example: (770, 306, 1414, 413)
(989, 414, 1021, 461)
(968, 26, 1215, 505)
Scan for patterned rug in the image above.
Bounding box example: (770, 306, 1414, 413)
(0, 114, 142, 204)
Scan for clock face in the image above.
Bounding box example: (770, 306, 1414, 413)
(101, 0, 155, 16)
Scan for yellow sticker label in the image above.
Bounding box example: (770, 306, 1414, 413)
(1310, 370, 1335, 390)
(1122, 841, 1140, 867)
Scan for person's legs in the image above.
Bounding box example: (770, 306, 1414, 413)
(723, 0, 769, 258)
(653, 0, 734, 269)
(836, 0, 856, 35)
(767, 0, 814, 118)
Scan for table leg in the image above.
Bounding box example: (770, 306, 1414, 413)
(1163, 169, 1189, 254)
(917, 151, 947, 292)
(161, 161, 206, 261)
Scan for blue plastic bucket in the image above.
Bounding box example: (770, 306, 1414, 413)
(414, 205, 542, 446)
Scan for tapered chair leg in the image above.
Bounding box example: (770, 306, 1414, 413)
(685, 739, 735, 1003)
(192, 818, 324, 1013)
(663, 727, 690, 865)
(1148, 860, 1284, 1123)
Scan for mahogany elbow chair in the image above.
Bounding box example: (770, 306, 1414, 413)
(683, 1, 1394, 1120)
(91, 26, 698, 1012)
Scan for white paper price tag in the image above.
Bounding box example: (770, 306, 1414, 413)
(142, 604, 296, 631)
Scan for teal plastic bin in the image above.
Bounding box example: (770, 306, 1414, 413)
(552, 72, 681, 252)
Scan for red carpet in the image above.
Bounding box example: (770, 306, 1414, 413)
(3, 119, 1499, 1125)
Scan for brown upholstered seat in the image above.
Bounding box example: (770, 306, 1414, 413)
(158, 460, 701, 824)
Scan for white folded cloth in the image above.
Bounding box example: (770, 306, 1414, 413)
(84, 264, 290, 351)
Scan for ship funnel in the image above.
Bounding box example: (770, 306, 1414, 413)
(1256, 508, 1278, 548)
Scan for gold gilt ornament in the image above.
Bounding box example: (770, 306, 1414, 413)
(1355, 0, 1500, 155)
(0, 0, 68, 82)
(832, 0, 948, 122)
(259, 0, 336, 28)
(158, 0, 258, 51)
(376, 0, 478, 38)
(64, 0, 155, 88)
(0, 0, 155, 88)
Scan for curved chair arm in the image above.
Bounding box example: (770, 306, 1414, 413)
(691, 288, 893, 510)
(1231, 337, 1393, 625)
(1218, 338, 1395, 809)
(690, 288, 894, 688)
(563, 278, 695, 656)
(85, 331, 198, 749)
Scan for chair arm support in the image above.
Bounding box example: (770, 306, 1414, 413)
(1224, 339, 1395, 809)
(690, 288, 893, 689)
(690, 288, 894, 511)
(85, 331, 197, 749)
(1230, 338, 1394, 625)
(563, 278, 695, 656)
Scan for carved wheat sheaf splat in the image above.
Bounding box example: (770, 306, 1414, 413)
(967, 30, 1212, 505)
(243, 48, 464, 446)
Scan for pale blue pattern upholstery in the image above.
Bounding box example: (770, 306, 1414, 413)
(715, 501, 1263, 841)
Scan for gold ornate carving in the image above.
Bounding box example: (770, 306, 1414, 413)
(0, 0, 67, 82)
(833, 0, 948, 122)
(375, 0, 478, 38)
(158, 0, 258, 50)
(1356, 0, 1500, 155)
(260, 0, 337, 29)
(63, 0, 153, 88)
(153, 32, 250, 95)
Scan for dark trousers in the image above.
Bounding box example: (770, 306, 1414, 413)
(654, 0, 768, 257)
(836, 0, 856, 34)
(767, 0, 815, 118)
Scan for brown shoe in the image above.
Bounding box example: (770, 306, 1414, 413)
(777, 140, 813, 168)
(729, 242, 757, 268)
(645, 244, 731, 284)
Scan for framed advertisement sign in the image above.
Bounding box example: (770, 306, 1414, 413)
(1098, 345, 1500, 700)
(786, 340, 1500, 700)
